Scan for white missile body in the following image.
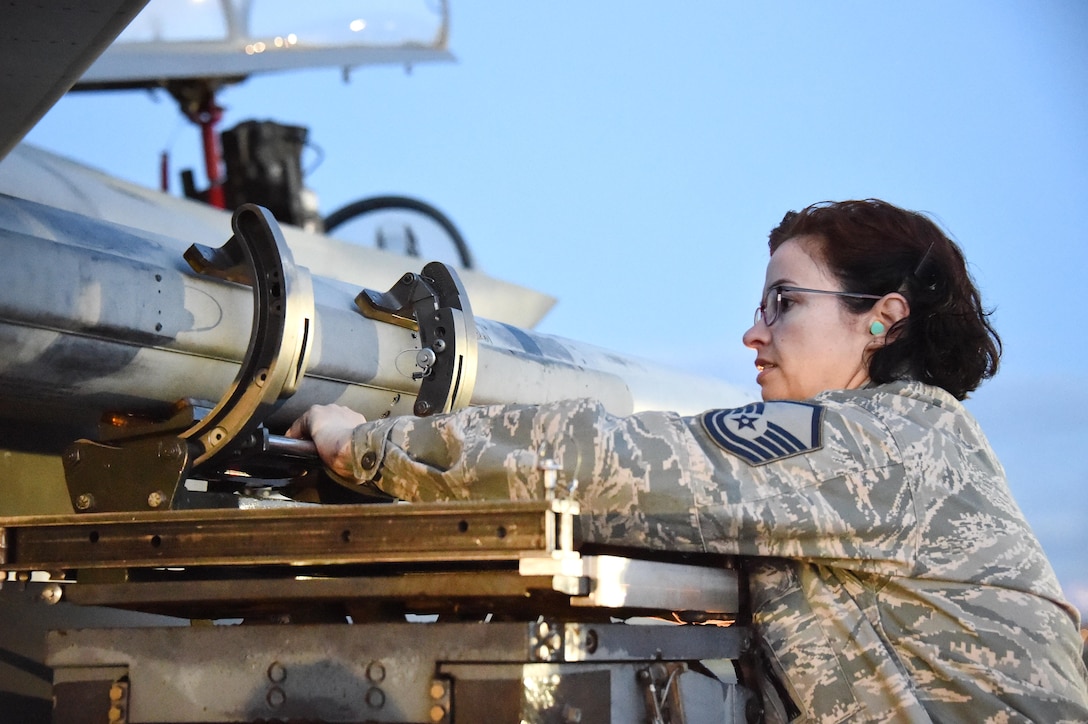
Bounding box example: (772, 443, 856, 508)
(0, 149, 749, 453)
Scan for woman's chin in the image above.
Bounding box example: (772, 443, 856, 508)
(757, 383, 783, 401)
(756, 370, 782, 400)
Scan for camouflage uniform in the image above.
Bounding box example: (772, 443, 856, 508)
(351, 380, 1088, 722)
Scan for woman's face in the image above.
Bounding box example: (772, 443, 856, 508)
(742, 236, 875, 401)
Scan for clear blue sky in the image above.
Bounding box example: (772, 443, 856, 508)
(24, 1, 1088, 615)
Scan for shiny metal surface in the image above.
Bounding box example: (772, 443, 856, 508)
(47, 622, 752, 723)
(0, 192, 748, 457)
(0, 500, 573, 570)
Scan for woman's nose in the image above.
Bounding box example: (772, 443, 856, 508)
(742, 315, 768, 349)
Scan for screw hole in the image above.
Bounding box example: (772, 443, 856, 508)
(150, 535, 162, 548)
(496, 526, 507, 539)
(89, 531, 99, 543)
(457, 520, 468, 533)
(585, 629, 599, 654)
(341, 530, 351, 543)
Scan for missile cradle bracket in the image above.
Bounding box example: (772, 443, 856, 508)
(61, 204, 315, 514)
(58, 204, 481, 514)
(354, 260, 478, 417)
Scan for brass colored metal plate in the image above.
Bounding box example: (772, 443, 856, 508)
(0, 500, 571, 571)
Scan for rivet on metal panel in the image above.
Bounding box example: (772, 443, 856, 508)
(147, 490, 166, 508)
(429, 704, 447, 723)
(75, 493, 95, 511)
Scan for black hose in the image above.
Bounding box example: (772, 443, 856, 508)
(323, 195, 475, 270)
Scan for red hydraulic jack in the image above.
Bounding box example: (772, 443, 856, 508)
(167, 80, 228, 209)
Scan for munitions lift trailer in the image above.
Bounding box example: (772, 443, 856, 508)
(0, 206, 759, 723)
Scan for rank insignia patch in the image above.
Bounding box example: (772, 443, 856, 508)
(700, 401, 824, 465)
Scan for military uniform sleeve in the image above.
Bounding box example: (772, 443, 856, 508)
(351, 396, 915, 570)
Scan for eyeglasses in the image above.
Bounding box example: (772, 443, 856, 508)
(754, 285, 883, 327)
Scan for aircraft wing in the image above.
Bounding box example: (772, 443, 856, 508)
(0, 0, 149, 161)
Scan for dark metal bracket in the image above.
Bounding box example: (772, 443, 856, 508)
(355, 261, 477, 416)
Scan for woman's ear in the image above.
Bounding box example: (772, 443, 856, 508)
(869, 293, 910, 340)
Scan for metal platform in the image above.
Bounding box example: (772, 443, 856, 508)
(2, 500, 757, 722)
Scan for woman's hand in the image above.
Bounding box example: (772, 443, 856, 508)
(286, 404, 368, 481)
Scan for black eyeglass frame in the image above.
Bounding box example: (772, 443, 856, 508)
(754, 285, 884, 327)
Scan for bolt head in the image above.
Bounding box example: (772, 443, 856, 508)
(40, 583, 63, 605)
(360, 451, 377, 470)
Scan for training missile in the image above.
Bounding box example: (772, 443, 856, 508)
(0, 191, 748, 462)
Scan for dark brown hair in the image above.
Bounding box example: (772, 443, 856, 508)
(769, 199, 1001, 400)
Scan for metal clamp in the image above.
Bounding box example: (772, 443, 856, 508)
(355, 261, 477, 416)
(62, 204, 314, 512)
(181, 203, 314, 464)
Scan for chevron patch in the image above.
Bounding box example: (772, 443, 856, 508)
(701, 401, 824, 465)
